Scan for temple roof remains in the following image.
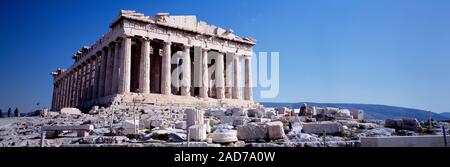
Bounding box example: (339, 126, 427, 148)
(110, 10, 256, 45)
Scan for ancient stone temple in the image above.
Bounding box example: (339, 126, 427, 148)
(51, 10, 256, 111)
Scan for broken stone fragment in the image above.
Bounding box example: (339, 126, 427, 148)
(211, 129, 238, 143)
(60, 108, 82, 115)
(174, 121, 186, 130)
(247, 109, 263, 118)
(336, 109, 351, 117)
(266, 121, 285, 140)
(302, 122, 343, 134)
(254, 118, 271, 123)
(385, 118, 422, 132)
(357, 127, 395, 137)
(351, 110, 364, 120)
(264, 110, 276, 118)
(89, 106, 99, 114)
(225, 108, 246, 116)
(204, 119, 211, 133)
(237, 123, 267, 141)
(204, 109, 225, 117)
(121, 119, 141, 135)
(218, 116, 249, 127)
(275, 107, 291, 116)
(185, 109, 204, 128)
(150, 128, 186, 142)
(188, 124, 207, 141)
(143, 119, 168, 129)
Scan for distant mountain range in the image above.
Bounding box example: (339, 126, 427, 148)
(260, 102, 450, 121)
(440, 112, 450, 119)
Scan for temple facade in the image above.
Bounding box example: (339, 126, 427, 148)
(51, 10, 256, 111)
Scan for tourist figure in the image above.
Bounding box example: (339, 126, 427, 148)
(7, 108, 11, 117)
(14, 108, 20, 117)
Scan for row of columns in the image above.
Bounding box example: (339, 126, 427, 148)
(52, 35, 253, 111)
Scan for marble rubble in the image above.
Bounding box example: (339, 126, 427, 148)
(2, 101, 450, 147)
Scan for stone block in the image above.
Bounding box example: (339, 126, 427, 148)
(175, 121, 186, 130)
(302, 122, 343, 134)
(225, 108, 245, 116)
(89, 106, 99, 114)
(237, 123, 267, 141)
(219, 116, 249, 126)
(60, 108, 82, 115)
(247, 109, 263, 118)
(212, 129, 238, 143)
(186, 109, 204, 128)
(204, 119, 211, 133)
(276, 107, 290, 115)
(266, 121, 285, 139)
(254, 118, 271, 123)
(189, 124, 207, 141)
(351, 110, 364, 120)
(385, 118, 422, 132)
(122, 119, 140, 135)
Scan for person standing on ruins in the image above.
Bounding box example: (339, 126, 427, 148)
(7, 108, 11, 117)
(14, 108, 20, 117)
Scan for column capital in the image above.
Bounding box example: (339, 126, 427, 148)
(201, 47, 209, 52)
(182, 43, 193, 49)
(163, 40, 172, 45)
(120, 34, 133, 39)
(108, 41, 116, 47)
(141, 37, 152, 42)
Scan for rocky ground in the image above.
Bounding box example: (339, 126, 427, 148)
(0, 104, 448, 147)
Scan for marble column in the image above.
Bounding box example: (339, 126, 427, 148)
(59, 80, 63, 109)
(244, 56, 253, 100)
(55, 82, 60, 110)
(51, 84, 56, 110)
(76, 64, 84, 107)
(232, 56, 242, 99)
(104, 44, 113, 96)
(200, 48, 209, 98)
(78, 67, 83, 105)
(180, 45, 191, 96)
(111, 42, 120, 95)
(62, 77, 68, 108)
(79, 65, 86, 105)
(216, 52, 225, 99)
(72, 69, 79, 107)
(118, 36, 131, 94)
(98, 49, 107, 98)
(82, 63, 89, 104)
(87, 60, 93, 101)
(224, 54, 233, 99)
(161, 41, 171, 95)
(93, 54, 101, 100)
(62, 76, 67, 108)
(68, 72, 74, 107)
(139, 38, 151, 94)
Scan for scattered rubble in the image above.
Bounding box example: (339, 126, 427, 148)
(385, 118, 423, 132)
(0, 104, 447, 147)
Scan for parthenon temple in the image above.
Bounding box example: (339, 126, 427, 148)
(51, 10, 256, 111)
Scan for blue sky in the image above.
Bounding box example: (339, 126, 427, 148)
(0, 0, 449, 113)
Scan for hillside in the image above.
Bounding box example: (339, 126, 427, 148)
(260, 102, 449, 121)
